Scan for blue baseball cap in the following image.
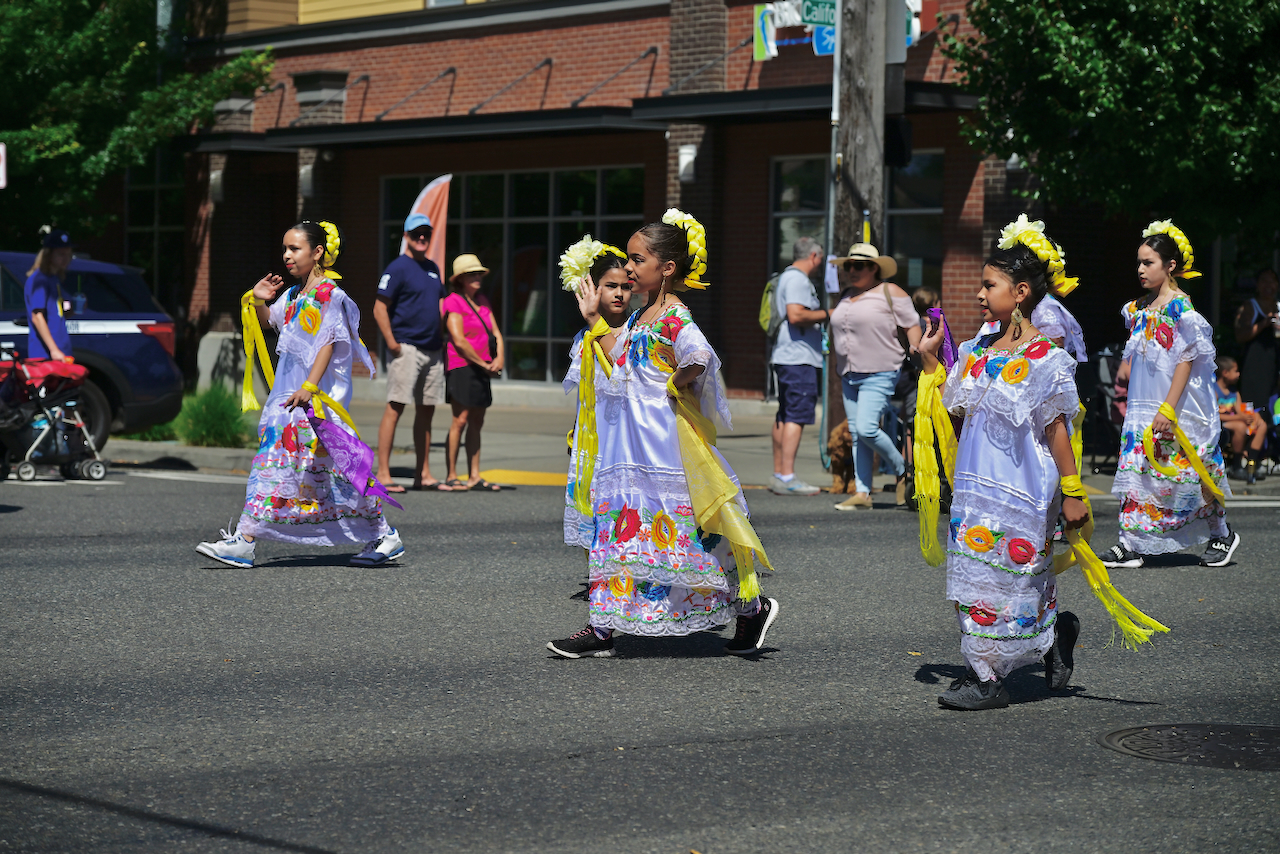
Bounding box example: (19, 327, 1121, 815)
(41, 228, 73, 249)
(404, 213, 432, 233)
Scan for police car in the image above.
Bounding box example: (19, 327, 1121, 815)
(0, 252, 184, 449)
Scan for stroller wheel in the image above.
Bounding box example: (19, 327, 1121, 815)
(80, 459, 107, 481)
(16, 461, 37, 482)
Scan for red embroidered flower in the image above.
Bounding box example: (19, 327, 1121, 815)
(1024, 340, 1052, 360)
(658, 315, 685, 341)
(282, 423, 298, 452)
(1155, 323, 1174, 349)
(616, 353, 626, 366)
(613, 504, 641, 543)
(970, 355, 988, 378)
(968, 605, 998, 626)
(1007, 538, 1038, 565)
(314, 281, 335, 303)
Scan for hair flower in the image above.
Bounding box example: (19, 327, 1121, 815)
(661, 208, 710, 290)
(1142, 220, 1201, 279)
(558, 235, 626, 296)
(996, 213, 1077, 297)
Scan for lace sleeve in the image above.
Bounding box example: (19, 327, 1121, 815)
(1171, 310, 1217, 365)
(268, 291, 288, 331)
(673, 313, 732, 430)
(1031, 348, 1082, 436)
(563, 330, 586, 395)
(941, 336, 982, 416)
(1033, 296, 1087, 362)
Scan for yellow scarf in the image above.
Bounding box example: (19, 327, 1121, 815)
(913, 364, 958, 566)
(240, 291, 276, 411)
(302, 380, 361, 439)
(667, 377, 772, 603)
(1143, 402, 1226, 505)
(570, 318, 615, 516)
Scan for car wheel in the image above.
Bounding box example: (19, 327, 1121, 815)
(60, 462, 79, 480)
(0, 451, 9, 482)
(16, 461, 37, 481)
(80, 459, 107, 481)
(76, 379, 112, 452)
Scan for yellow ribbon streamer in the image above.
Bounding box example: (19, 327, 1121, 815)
(240, 291, 276, 412)
(1142, 402, 1226, 505)
(302, 380, 361, 440)
(570, 318, 615, 516)
(913, 364, 958, 566)
(667, 377, 773, 603)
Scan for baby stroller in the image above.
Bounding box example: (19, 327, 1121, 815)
(0, 345, 108, 482)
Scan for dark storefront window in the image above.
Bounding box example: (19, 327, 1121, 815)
(125, 147, 185, 312)
(381, 167, 645, 382)
(886, 151, 944, 292)
(770, 157, 828, 275)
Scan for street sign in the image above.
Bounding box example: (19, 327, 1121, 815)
(753, 4, 778, 61)
(0, 143, 6, 189)
(812, 25, 836, 56)
(800, 0, 835, 27)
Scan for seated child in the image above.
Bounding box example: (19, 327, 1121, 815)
(1216, 355, 1268, 484)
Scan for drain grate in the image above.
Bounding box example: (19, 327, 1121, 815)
(1100, 724, 1280, 771)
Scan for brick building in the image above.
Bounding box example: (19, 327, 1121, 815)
(161, 0, 1128, 397)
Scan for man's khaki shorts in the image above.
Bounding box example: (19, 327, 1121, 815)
(386, 344, 446, 406)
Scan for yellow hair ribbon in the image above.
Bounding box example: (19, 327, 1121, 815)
(302, 380, 361, 440)
(1050, 277, 1080, 297)
(240, 291, 276, 412)
(1142, 402, 1226, 505)
(667, 376, 773, 603)
(913, 364, 958, 566)
(570, 317, 614, 516)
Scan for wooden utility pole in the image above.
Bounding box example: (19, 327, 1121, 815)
(834, 0, 887, 254)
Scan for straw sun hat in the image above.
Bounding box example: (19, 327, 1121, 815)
(831, 242, 897, 280)
(450, 253, 490, 282)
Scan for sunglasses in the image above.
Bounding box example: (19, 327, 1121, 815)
(842, 260, 874, 272)
(408, 230, 432, 242)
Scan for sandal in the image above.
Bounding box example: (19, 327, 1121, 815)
(443, 478, 470, 492)
(472, 479, 503, 491)
(384, 483, 407, 494)
(409, 481, 446, 491)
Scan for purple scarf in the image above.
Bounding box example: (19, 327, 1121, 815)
(926, 307, 958, 371)
(306, 406, 403, 510)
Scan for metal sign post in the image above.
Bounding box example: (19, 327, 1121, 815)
(0, 143, 7, 190)
(818, 2, 841, 471)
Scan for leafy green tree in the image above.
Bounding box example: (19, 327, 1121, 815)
(944, 0, 1280, 244)
(0, 0, 272, 247)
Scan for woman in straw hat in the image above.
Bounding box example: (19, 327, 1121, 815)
(828, 243, 921, 510)
(442, 254, 505, 491)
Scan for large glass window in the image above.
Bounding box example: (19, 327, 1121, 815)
(125, 147, 185, 312)
(381, 167, 645, 382)
(770, 157, 828, 275)
(886, 151, 944, 292)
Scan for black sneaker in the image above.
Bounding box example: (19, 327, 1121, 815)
(547, 626, 616, 659)
(1101, 544, 1144, 568)
(938, 670, 1010, 710)
(725, 597, 779, 655)
(1044, 611, 1080, 691)
(1200, 527, 1240, 567)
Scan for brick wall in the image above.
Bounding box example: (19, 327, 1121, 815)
(669, 0, 728, 93)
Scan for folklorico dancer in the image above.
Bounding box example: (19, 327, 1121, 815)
(196, 221, 404, 569)
(1101, 220, 1238, 569)
(914, 215, 1167, 711)
(558, 235, 633, 549)
(547, 210, 780, 658)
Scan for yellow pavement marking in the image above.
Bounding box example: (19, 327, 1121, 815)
(1084, 483, 1105, 495)
(479, 469, 567, 487)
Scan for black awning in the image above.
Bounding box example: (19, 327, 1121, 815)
(630, 81, 976, 122)
(188, 107, 667, 151)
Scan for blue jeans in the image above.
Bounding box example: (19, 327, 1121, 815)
(841, 370, 905, 495)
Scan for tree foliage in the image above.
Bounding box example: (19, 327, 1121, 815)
(944, 0, 1280, 243)
(0, 0, 272, 247)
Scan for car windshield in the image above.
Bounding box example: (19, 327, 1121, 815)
(63, 269, 165, 314)
(0, 265, 22, 312)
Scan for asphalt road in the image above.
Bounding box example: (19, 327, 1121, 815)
(1, 473, 1277, 853)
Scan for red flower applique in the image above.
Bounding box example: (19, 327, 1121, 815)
(613, 504, 641, 543)
(1007, 538, 1038, 565)
(968, 605, 998, 627)
(1024, 340, 1052, 360)
(970, 355, 988, 378)
(658, 314, 685, 341)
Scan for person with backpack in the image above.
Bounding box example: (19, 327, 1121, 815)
(767, 236, 830, 495)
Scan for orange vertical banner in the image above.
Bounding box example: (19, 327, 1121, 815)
(400, 173, 451, 272)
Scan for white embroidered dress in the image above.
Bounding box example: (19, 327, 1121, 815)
(941, 333, 1080, 681)
(237, 279, 390, 545)
(583, 304, 757, 636)
(1112, 294, 1229, 553)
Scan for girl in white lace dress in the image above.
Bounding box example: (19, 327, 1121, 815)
(197, 222, 401, 568)
(548, 211, 778, 658)
(917, 219, 1089, 710)
(1102, 222, 1237, 569)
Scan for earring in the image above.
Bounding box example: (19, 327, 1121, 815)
(1010, 303, 1025, 341)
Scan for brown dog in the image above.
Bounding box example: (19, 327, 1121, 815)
(827, 418, 855, 494)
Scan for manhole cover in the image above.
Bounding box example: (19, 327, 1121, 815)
(1100, 724, 1280, 771)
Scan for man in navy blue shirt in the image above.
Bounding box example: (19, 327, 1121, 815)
(374, 213, 447, 491)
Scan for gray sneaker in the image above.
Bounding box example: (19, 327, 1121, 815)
(770, 476, 820, 496)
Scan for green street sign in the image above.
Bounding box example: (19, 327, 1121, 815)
(801, 0, 835, 27)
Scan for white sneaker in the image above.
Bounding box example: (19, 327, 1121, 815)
(351, 527, 404, 566)
(196, 523, 256, 567)
(769, 475, 820, 496)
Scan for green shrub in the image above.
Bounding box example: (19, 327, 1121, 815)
(120, 419, 178, 441)
(176, 385, 255, 448)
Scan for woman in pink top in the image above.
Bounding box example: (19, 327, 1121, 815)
(828, 243, 922, 510)
(442, 254, 505, 491)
